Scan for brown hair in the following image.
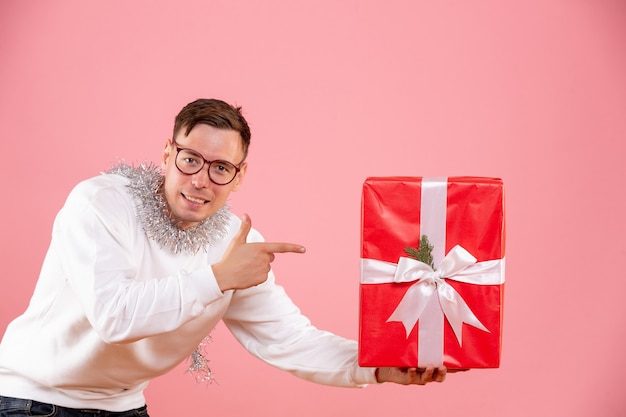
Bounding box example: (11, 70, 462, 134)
(173, 98, 252, 160)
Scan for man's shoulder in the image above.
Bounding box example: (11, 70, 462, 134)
(65, 173, 133, 209)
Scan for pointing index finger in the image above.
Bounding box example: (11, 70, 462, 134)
(261, 242, 306, 254)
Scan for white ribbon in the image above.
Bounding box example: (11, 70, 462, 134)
(360, 245, 504, 347)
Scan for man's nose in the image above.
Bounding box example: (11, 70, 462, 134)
(191, 167, 212, 188)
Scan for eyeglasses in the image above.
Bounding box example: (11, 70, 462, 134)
(173, 141, 242, 185)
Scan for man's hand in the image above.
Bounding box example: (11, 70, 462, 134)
(375, 366, 451, 385)
(212, 214, 306, 291)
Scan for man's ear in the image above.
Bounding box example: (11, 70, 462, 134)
(232, 161, 248, 191)
(162, 139, 173, 169)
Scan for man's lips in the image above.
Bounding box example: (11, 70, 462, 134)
(182, 193, 209, 204)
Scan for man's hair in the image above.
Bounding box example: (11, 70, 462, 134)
(173, 98, 252, 160)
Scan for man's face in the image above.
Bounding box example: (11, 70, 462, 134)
(162, 123, 247, 229)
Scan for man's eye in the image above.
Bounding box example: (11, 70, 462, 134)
(179, 149, 204, 166)
(184, 157, 200, 165)
(212, 163, 233, 175)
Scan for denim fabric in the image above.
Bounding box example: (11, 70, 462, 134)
(0, 396, 149, 417)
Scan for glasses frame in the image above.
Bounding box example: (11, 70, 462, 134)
(172, 141, 242, 186)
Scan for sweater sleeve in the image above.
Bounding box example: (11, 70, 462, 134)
(53, 177, 223, 344)
(221, 231, 376, 387)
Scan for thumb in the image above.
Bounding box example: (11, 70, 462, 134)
(233, 213, 252, 245)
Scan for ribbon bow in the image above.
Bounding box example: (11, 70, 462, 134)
(361, 245, 504, 346)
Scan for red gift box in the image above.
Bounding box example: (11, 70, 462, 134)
(358, 177, 505, 369)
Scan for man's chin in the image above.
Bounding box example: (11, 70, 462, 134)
(171, 213, 212, 230)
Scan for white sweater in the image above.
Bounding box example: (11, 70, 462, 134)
(0, 173, 375, 411)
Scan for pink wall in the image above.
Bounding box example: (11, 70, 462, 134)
(1, 1, 625, 416)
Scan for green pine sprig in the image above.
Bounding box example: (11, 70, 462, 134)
(404, 235, 435, 268)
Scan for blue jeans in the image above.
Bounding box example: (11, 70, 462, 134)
(0, 396, 149, 417)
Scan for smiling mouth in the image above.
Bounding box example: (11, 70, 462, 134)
(183, 193, 209, 204)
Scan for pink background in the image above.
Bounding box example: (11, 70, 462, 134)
(1, 1, 625, 416)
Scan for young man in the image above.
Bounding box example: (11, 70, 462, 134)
(0, 99, 448, 417)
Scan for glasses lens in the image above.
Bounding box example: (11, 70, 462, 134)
(208, 160, 238, 185)
(176, 149, 204, 174)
